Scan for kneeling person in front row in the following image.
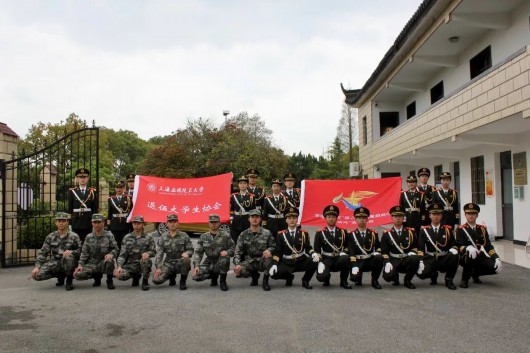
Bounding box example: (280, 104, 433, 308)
(193, 213, 235, 291)
(416, 204, 459, 290)
(348, 207, 384, 289)
(74, 214, 119, 289)
(269, 207, 317, 289)
(381, 206, 420, 289)
(114, 216, 156, 291)
(233, 209, 275, 291)
(31, 212, 81, 291)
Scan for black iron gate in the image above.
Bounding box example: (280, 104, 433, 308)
(1, 125, 99, 267)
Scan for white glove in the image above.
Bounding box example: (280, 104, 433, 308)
(373, 252, 381, 256)
(466, 245, 478, 259)
(269, 265, 277, 276)
(494, 258, 502, 273)
(317, 262, 325, 274)
(339, 252, 347, 256)
(407, 252, 417, 256)
(449, 248, 458, 255)
(311, 252, 319, 263)
(417, 261, 425, 275)
(384, 262, 393, 273)
(351, 267, 360, 275)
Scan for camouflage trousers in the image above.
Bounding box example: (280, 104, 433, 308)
(116, 259, 152, 281)
(236, 256, 273, 278)
(75, 259, 115, 280)
(34, 256, 77, 281)
(197, 256, 231, 276)
(152, 258, 191, 285)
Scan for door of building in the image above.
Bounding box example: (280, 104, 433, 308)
(500, 151, 513, 240)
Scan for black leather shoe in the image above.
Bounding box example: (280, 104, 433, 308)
(56, 276, 65, 287)
(392, 280, 400, 286)
(132, 275, 140, 287)
(340, 280, 353, 289)
(404, 280, 416, 289)
(262, 277, 271, 291)
(459, 279, 469, 288)
(220, 281, 228, 291)
(323, 279, 330, 287)
(65, 283, 74, 291)
(107, 280, 115, 290)
(430, 271, 438, 285)
(285, 274, 294, 287)
(250, 273, 260, 286)
(472, 276, 482, 284)
(302, 281, 313, 289)
(445, 279, 457, 290)
(180, 282, 187, 290)
(93, 278, 101, 287)
(142, 278, 150, 291)
(371, 280, 382, 289)
(210, 277, 218, 287)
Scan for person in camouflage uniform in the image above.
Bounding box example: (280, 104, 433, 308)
(74, 214, 119, 290)
(233, 209, 275, 291)
(31, 212, 81, 291)
(114, 215, 156, 291)
(192, 213, 235, 291)
(153, 214, 194, 290)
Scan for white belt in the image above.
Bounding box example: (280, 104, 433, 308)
(390, 253, 408, 259)
(405, 208, 420, 212)
(321, 251, 342, 257)
(426, 250, 448, 256)
(443, 206, 453, 211)
(268, 214, 284, 219)
(356, 254, 371, 260)
(283, 253, 307, 259)
(235, 211, 249, 216)
(112, 213, 128, 218)
(73, 208, 91, 213)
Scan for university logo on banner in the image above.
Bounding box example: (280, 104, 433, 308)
(299, 177, 401, 228)
(128, 173, 232, 223)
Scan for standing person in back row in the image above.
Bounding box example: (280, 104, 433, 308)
(282, 173, 301, 208)
(107, 180, 132, 249)
(230, 175, 256, 243)
(262, 179, 288, 238)
(247, 168, 265, 211)
(399, 175, 426, 235)
(68, 168, 98, 243)
(432, 172, 460, 229)
(417, 168, 437, 225)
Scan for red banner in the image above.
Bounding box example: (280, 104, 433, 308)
(128, 173, 232, 223)
(300, 177, 402, 228)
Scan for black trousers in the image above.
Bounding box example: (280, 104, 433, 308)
(272, 256, 317, 282)
(316, 255, 350, 283)
(459, 253, 497, 280)
(418, 253, 459, 280)
(350, 254, 384, 282)
(73, 227, 91, 243)
(382, 256, 420, 282)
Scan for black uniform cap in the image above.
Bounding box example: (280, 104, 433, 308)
(323, 204, 339, 217)
(354, 207, 370, 218)
(463, 203, 480, 213)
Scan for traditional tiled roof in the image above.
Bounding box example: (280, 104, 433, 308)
(0, 122, 19, 137)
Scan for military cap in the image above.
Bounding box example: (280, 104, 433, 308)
(167, 213, 179, 221)
(55, 212, 69, 220)
(354, 207, 370, 218)
(126, 174, 135, 182)
(323, 204, 339, 217)
(91, 213, 105, 221)
(283, 173, 297, 181)
(284, 207, 299, 218)
(440, 172, 452, 179)
(406, 175, 418, 183)
(132, 215, 145, 223)
(209, 214, 220, 222)
(246, 169, 259, 176)
(389, 206, 405, 216)
(463, 203, 480, 213)
(249, 209, 262, 217)
(428, 204, 444, 214)
(237, 175, 249, 183)
(271, 178, 283, 186)
(75, 168, 90, 177)
(417, 168, 431, 177)
(115, 180, 126, 188)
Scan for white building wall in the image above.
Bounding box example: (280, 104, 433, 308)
(512, 138, 530, 244)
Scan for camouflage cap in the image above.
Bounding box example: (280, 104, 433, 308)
(55, 212, 69, 220)
(132, 215, 145, 223)
(91, 213, 105, 221)
(249, 209, 261, 217)
(167, 213, 179, 221)
(209, 214, 220, 222)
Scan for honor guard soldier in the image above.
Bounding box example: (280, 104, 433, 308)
(192, 213, 235, 291)
(74, 214, 119, 290)
(269, 207, 318, 289)
(282, 173, 301, 208)
(31, 212, 81, 291)
(126, 173, 135, 197)
(348, 207, 384, 289)
(233, 209, 275, 291)
(417, 168, 437, 223)
(68, 168, 98, 242)
(381, 206, 420, 289)
(114, 216, 156, 291)
(247, 168, 265, 210)
(153, 214, 194, 290)
(229, 175, 256, 242)
(456, 203, 502, 288)
(262, 179, 288, 238)
(314, 205, 352, 289)
(107, 180, 133, 248)
(416, 204, 459, 290)
(432, 172, 460, 229)
(399, 175, 426, 235)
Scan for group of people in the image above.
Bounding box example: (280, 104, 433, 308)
(32, 167, 502, 292)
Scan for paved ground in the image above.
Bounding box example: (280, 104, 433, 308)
(2, 229, 530, 353)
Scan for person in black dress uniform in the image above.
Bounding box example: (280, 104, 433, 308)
(68, 168, 98, 243)
(229, 175, 256, 242)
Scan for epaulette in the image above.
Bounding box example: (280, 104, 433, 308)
(443, 225, 452, 229)
(89, 187, 96, 191)
(477, 224, 486, 229)
(406, 227, 414, 231)
(69, 187, 77, 190)
(295, 188, 301, 192)
(277, 230, 287, 234)
(300, 229, 309, 233)
(422, 225, 432, 229)
(318, 227, 327, 232)
(231, 192, 239, 196)
(384, 228, 392, 233)
(459, 224, 467, 229)
(248, 192, 255, 197)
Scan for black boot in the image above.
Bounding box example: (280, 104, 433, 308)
(106, 274, 115, 290)
(65, 276, 74, 291)
(219, 274, 228, 291)
(340, 280, 353, 289)
(371, 279, 382, 289)
(169, 274, 177, 286)
(93, 274, 102, 287)
(180, 275, 188, 290)
(404, 279, 416, 289)
(285, 274, 294, 287)
(323, 278, 330, 287)
(392, 274, 400, 286)
(250, 272, 260, 286)
(262, 275, 271, 291)
(132, 274, 140, 287)
(430, 271, 438, 285)
(459, 279, 469, 288)
(353, 273, 363, 286)
(210, 274, 219, 287)
(56, 274, 65, 287)
(472, 276, 482, 284)
(445, 279, 457, 290)
(302, 280, 313, 289)
(142, 276, 150, 291)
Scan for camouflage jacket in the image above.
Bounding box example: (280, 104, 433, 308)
(117, 232, 156, 267)
(78, 231, 119, 266)
(194, 231, 235, 267)
(234, 227, 275, 265)
(156, 231, 194, 268)
(35, 231, 81, 268)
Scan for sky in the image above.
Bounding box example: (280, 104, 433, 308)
(0, 0, 423, 156)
